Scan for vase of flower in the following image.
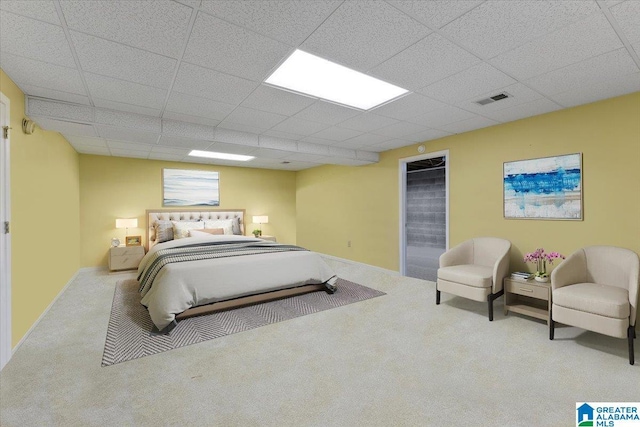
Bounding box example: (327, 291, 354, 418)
(524, 248, 565, 283)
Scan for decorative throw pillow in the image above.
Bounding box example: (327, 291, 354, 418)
(189, 229, 225, 237)
(204, 219, 234, 235)
(172, 220, 204, 239)
(200, 228, 224, 235)
(155, 220, 174, 243)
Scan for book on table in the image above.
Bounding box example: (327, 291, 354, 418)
(511, 272, 533, 280)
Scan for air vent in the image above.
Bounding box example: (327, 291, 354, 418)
(475, 92, 511, 106)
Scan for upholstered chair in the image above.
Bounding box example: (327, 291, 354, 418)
(436, 237, 511, 321)
(549, 246, 639, 365)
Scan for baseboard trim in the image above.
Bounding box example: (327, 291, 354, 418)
(11, 269, 79, 356)
(318, 253, 400, 276)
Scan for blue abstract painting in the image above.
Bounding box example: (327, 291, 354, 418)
(163, 169, 219, 207)
(504, 153, 582, 219)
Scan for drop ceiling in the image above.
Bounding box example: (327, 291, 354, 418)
(1, 0, 639, 171)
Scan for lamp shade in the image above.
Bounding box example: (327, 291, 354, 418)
(115, 218, 137, 229)
(252, 216, 268, 224)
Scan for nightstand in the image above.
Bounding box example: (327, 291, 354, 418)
(109, 246, 145, 272)
(260, 235, 276, 242)
(503, 277, 550, 324)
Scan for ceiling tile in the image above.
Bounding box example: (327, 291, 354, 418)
(293, 100, 361, 125)
(457, 82, 544, 114)
(387, 0, 483, 29)
(93, 99, 162, 118)
(60, 0, 192, 58)
(19, 84, 90, 105)
(158, 135, 212, 150)
(525, 48, 639, 96)
(371, 93, 444, 120)
(84, 73, 167, 110)
(436, 116, 500, 134)
(405, 105, 476, 128)
(221, 106, 287, 130)
(370, 33, 481, 90)
(311, 126, 362, 142)
(73, 145, 111, 156)
(199, 1, 341, 45)
(149, 145, 190, 156)
(610, 1, 640, 50)
(174, 0, 201, 7)
(148, 152, 186, 161)
(0, 0, 60, 24)
(95, 109, 161, 133)
(262, 129, 307, 141)
(301, 1, 431, 71)
(337, 113, 398, 132)
(173, 62, 259, 104)
(241, 85, 316, 116)
(71, 31, 177, 88)
(404, 128, 452, 142)
(372, 121, 430, 138)
(491, 12, 623, 80)
(480, 98, 562, 122)
(162, 119, 215, 140)
(162, 112, 220, 127)
(441, 0, 599, 58)
(106, 139, 155, 151)
(258, 135, 297, 151)
(216, 121, 267, 135)
(215, 128, 260, 146)
(549, 72, 640, 107)
(250, 148, 291, 159)
(96, 125, 160, 144)
(269, 117, 329, 136)
(34, 117, 97, 137)
(369, 138, 413, 151)
(598, 0, 624, 7)
(66, 135, 107, 148)
(340, 133, 390, 147)
(0, 53, 85, 95)
(419, 62, 517, 103)
(27, 98, 93, 122)
(183, 11, 291, 81)
(207, 142, 258, 155)
(165, 91, 236, 122)
(0, 11, 75, 67)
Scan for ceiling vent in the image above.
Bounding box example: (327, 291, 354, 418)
(475, 92, 511, 106)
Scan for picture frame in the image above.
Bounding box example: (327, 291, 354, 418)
(163, 169, 220, 207)
(125, 235, 142, 246)
(503, 153, 582, 220)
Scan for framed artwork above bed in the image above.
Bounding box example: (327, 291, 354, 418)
(163, 169, 219, 207)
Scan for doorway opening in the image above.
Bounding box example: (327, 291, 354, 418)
(399, 150, 449, 281)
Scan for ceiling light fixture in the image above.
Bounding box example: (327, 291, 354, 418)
(265, 49, 409, 110)
(188, 150, 255, 161)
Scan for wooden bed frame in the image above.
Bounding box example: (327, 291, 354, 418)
(145, 208, 335, 332)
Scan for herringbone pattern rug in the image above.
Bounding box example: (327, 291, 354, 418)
(102, 278, 385, 366)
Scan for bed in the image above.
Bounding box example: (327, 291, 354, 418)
(140, 209, 337, 332)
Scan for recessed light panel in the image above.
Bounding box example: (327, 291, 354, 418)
(265, 50, 408, 110)
(189, 150, 255, 161)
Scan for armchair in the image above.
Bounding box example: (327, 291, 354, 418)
(550, 246, 639, 365)
(436, 237, 511, 321)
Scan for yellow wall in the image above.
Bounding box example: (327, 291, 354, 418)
(297, 92, 640, 273)
(79, 155, 297, 267)
(1, 70, 81, 347)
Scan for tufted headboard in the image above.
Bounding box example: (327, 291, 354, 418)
(146, 208, 245, 250)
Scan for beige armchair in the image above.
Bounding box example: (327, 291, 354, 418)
(550, 246, 639, 365)
(436, 237, 511, 321)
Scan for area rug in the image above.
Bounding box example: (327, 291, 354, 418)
(102, 278, 385, 366)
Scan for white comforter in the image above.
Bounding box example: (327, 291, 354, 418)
(137, 235, 337, 331)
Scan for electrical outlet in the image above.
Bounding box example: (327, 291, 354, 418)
(347, 240, 351, 247)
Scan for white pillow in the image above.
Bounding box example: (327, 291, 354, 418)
(172, 220, 204, 239)
(204, 219, 234, 235)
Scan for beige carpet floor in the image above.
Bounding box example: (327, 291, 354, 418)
(0, 256, 638, 426)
